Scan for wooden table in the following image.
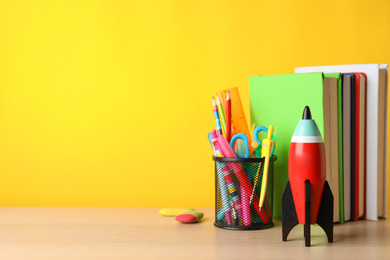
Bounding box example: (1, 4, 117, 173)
(0, 207, 389, 259)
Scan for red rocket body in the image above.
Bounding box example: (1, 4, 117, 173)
(288, 107, 326, 224)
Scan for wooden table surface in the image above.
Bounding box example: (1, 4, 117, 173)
(0, 207, 389, 259)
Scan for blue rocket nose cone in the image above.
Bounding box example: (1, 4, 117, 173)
(302, 106, 311, 120)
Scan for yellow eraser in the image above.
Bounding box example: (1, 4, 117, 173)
(159, 208, 195, 216)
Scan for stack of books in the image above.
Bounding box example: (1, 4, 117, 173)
(249, 64, 388, 223)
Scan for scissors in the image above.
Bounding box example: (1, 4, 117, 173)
(229, 133, 251, 158)
(229, 125, 276, 158)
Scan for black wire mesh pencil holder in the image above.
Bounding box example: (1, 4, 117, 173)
(213, 155, 277, 230)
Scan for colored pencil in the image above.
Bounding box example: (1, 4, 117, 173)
(213, 97, 223, 136)
(216, 94, 227, 136)
(226, 90, 231, 142)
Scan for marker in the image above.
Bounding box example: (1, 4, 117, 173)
(210, 130, 224, 157)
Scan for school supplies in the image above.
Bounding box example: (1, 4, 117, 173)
(226, 91, 231, 142)
(216, 94, 227, 136)
(342, 74, 352, 221)
(210, 130, 224, 157)
(210, 87, 277, 228)
(213, 97, 223, 136)
(377, 68, 387, 218)
(230, 133, 250, 158)
(217, 135, 236, 158)
(322, 76, 341, 223)
(175, 210, 204, 223)
(251, 125, 277, 158)
(251, 125, 267, 151)
(229, 126, 276, 159)
(213, 155, 276, 229)
(259, 125, 274, 209)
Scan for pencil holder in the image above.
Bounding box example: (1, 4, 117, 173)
(213, 155, 277, 230)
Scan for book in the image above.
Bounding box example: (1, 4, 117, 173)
(323, 76, 340, 222)
(343, 73, 357, 220)
(325, 73, 344, 223)
(358, 73, 366, 219)
(295, 64, 386, 221)
(351, 72, 362, 221)
(382, 64, 389, 219)
(378, 65, 389, 218)
(342, 74, 352, 221)
(249, 72, 325, 219)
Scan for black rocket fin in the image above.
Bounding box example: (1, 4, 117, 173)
(282, 181, 299, 241)
(316, 181, 334, 243)
(304, 180, 311, 247)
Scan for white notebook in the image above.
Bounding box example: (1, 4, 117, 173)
(379, 64, 388, 219)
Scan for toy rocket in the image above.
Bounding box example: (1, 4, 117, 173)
(282, 106, 333, 247)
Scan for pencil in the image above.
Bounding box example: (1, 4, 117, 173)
(213, 97, 223, 136)
(216, 94, 227, 136)
(226, 90, 231, 142)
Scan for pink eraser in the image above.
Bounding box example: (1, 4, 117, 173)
(175, 211, 204, 223)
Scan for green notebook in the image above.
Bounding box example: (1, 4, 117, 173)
(249, 72, 325, 219)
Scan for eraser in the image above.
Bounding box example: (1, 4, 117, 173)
(175, 211, 204, 223)
(159, 208, 195, 216)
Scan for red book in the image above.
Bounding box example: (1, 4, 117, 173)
(351, 72, 364, 220)
(359, 73, 367, 219)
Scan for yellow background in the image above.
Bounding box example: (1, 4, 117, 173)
(0, 0, 389, 209)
